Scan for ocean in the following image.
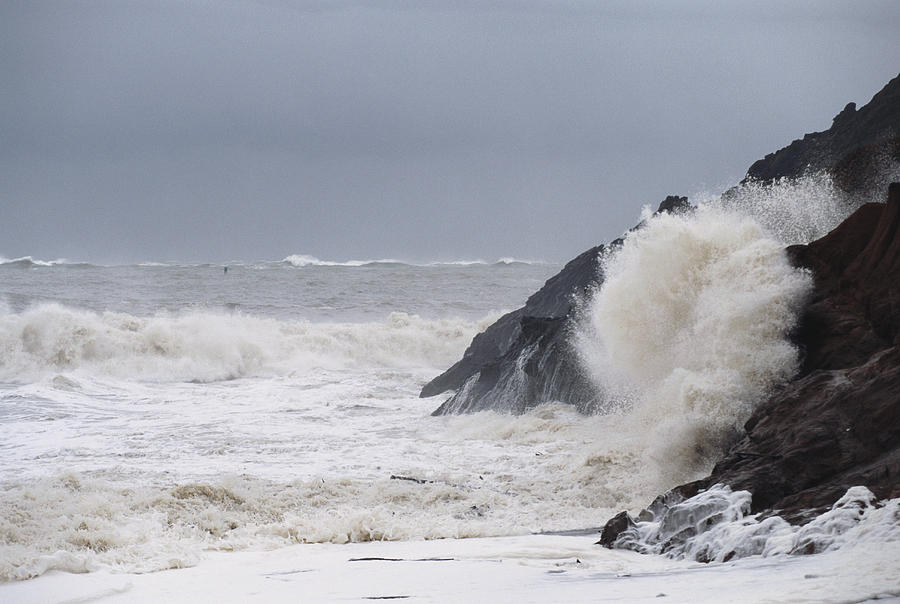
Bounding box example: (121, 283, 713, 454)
(2, 176, 898, 602)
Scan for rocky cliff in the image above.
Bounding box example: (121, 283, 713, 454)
(592, 75, 900, 545)
(425, 73, 900, 420)
(746, 74, 900, 186)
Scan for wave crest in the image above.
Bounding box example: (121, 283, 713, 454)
(0, 256, 76, 268)
(0, 304, 490, 382)
(282, 254, 547, 268)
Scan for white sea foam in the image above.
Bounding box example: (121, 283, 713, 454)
(1, 173, 889, 589)
(0, 304, 491, 382)
(610, 484, 900, 563)
(282, 254, 547, 268)
(0, 402, 658, 581)
(577, 205, 812, 486)
(6, 530, 900, 604)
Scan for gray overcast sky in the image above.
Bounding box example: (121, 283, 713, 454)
(2, 1, 898, 263)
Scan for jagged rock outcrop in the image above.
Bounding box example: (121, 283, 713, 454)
(426, 77, 900, 418)
(424, 245, 603, 415)
(829, 136, 900, 199)
(422, 196, 691, 415)
(745, 73, 900, 185)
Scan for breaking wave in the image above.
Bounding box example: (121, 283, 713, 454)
(577, 181, 824, 486)
(0, 304, 491, 383)
(282, 254, 405, 267)
(0, 256, 84, 269)
(282, 254, 546, 268)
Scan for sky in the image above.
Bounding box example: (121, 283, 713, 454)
(2, 0, 899, 264)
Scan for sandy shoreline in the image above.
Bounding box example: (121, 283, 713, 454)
(3, 533, 898, 604)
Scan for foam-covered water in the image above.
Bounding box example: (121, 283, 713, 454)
(0, 305, 484, 382)
(609, 484, 900, 563)
(2, 175, 896, 591)
(4, 259, 659, 580)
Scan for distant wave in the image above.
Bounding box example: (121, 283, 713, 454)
(426, 258, 547, 266)
(281, 254, 405, 267)
(0, 256, 85, 268)
(282, 254, 549, 268)
(0, 254, 549, 270)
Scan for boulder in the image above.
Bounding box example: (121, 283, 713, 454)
(597, 511, 636, 547)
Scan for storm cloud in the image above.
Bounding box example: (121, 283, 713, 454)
(2, 0, 898, 262)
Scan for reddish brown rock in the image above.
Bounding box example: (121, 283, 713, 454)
(671, 183, 900, 523)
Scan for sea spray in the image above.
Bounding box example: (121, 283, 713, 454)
(706, 172, 853, 246)
(577, 205, 812, 486)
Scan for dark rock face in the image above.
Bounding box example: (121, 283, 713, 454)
(745, 74, 900, 184)
(422, 195, 691, 415)
(829, 136, 900, 199)
(649, 183, 900, 525)
(425, 245, 604, 415)
(597, 511, 636, 547)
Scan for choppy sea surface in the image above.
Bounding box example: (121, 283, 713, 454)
(4, 257, 660, 578)
(2, 175, 898, 602)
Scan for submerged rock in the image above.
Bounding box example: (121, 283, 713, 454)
(597, 511, 636, 548)
(599, 483, 897, 564)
